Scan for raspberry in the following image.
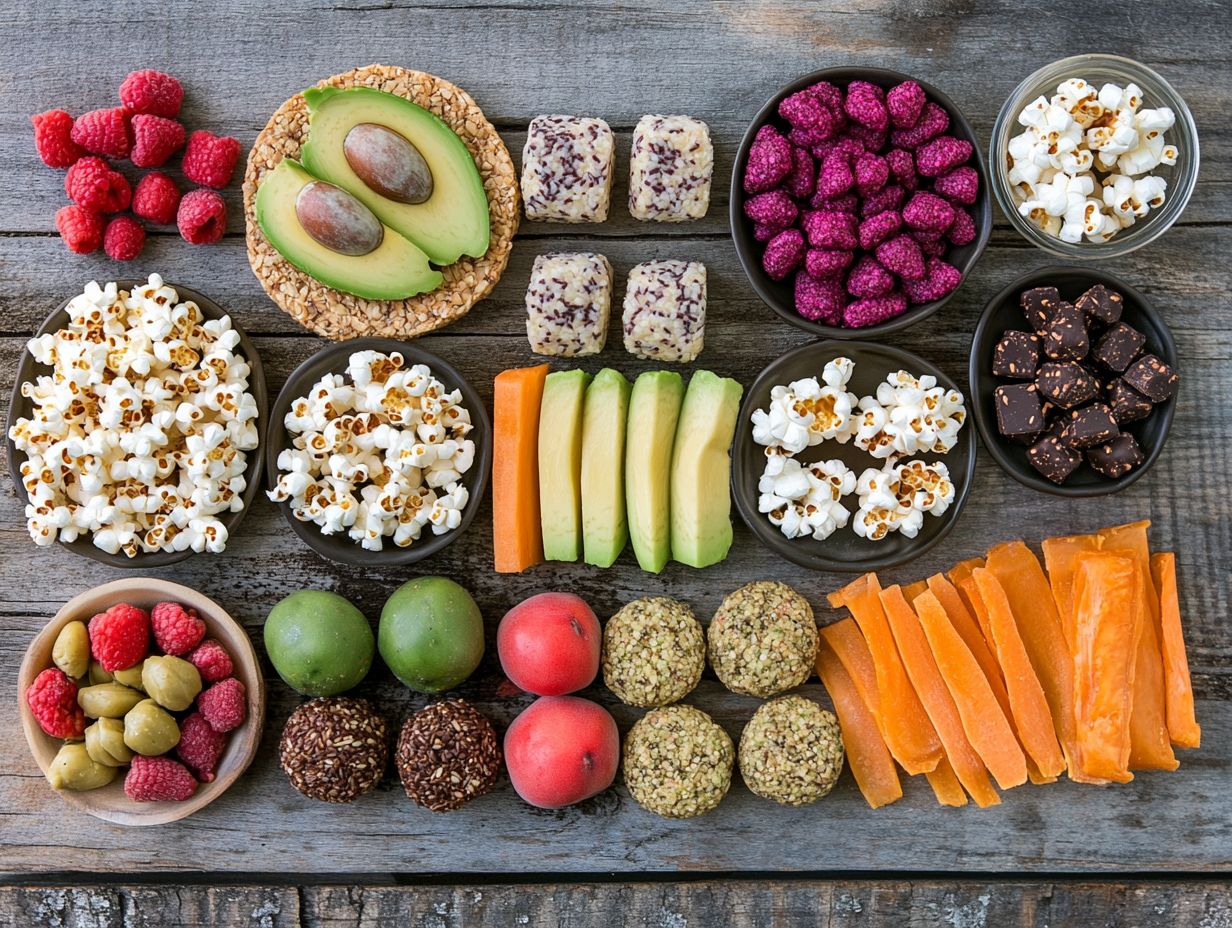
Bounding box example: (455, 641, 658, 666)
(176, 712, 225, 782)
(186, 638, 233, 682)
(198, 677, 246, 733)
(103, 215, 145, 261)
(151, 601, 206, 656)
(119, 69, 184, 118)
(130, 114, 185, 168)
(31, 109, 85, 168)
(182, 130, 241, 188)
(88, 602, 150, 671)
(26, 667, 85, 739)
(124, 756, 198, 802)
(65, 157, 131, 213)
(70, 107, 132, 160)
(132, 172, 180, 225)
(54, 205, 105, 254)
(177, 188, 227, 244)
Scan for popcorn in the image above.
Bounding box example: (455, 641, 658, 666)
(750, 357, 859, 454)
(758, 456, 855, 541)
(853, 370, 966, 459)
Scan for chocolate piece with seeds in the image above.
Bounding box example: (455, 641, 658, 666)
(1036, 361, 1098, 409)
(1059, 403, 1118, 449)
(994, 383, 1045, 436)
(1091, 321, 1146, 373)
(992, 330, 1041, 380)
(1042, 302, 1089, 361)
(1074, 283, 1123, 326)
(1107, 378, 1153, 424)
(1087, 433, 1144, 479)
(1020, 286, 1061, 334)
(1123, 354, 1179, 403)
(1027, 435, 1083, 484)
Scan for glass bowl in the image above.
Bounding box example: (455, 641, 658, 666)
(990, 54, 1199, 259)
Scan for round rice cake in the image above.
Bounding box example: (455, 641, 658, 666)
(242, 63, 519, 340)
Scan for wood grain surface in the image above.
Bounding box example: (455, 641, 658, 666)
(2, 0, 1230, 892)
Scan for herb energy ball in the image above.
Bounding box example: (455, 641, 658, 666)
(708, 581, 818, 697)
(739, 695, 845, 806)
(603, 597, 705, 707)
(623, 705, 733, 818)
(396, 699, 502, 812)
(279, 697, 388, 803)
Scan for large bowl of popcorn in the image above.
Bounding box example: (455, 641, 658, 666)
(991, 54, 1199, 258)
(6, 277, 267, 568)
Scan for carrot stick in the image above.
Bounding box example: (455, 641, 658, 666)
(925, 756, 969, 808)
(1151, 552, 1201, 748)
(819, 620, 881, 718)
(829, 575, 942, 775)
(914, 590, 1027, 790)
(492, 364, 550, 573)
(815, 638, 903, 809)
(1041, 533, 1100, 646)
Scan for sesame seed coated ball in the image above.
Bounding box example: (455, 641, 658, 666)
(396, 699, 502, 812)
(279, 697, 388, 803)
(738, 695, 845, 806)
(623, 704, 734, 818)
(708, 581, 818, 697)
(602, 597, 705, 707)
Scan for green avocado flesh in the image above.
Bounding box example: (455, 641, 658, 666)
(538, 369, 591, 562)
(255, 159, 442, 300)
(669, 371, 744, 569)
(625, 371, 684, 573)
(581, 368, 632, 568)
(300, 86, 491, 265)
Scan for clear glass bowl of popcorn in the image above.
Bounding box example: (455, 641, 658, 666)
(991, 54, 1199, 258)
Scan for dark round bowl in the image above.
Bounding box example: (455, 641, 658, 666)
(6, 280, 267, 568)
(731, 67, 992, 339)
(970, 267, 1177, 497)
(732, 339, 976, 572)
(265, 337, 492, 567)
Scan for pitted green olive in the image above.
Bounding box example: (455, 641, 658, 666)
(77, 682, 144, 719)
(113, 661, 146, 691)
(88, 661, 114, 685)
(84, 718, 133, 767)
(123, 699, 181, 756)
(46, 742, 117, 791)
(142, 655, 202, 711)
(52, 621, 90, 678)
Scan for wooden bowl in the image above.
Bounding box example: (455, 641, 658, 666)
(17, 578, 266, 826)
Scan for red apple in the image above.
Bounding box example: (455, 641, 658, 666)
(504, 696, 619, 808)
(497, 592, 600, 696)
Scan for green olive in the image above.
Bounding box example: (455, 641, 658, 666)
(123, 699, 181, 756)
(88, 661, 114, 685)
(77, 682, 144, 719)
(113, 661, 146, 691)
(52, 621, 90, 679)
(46, 742, 117, 791)
(84, 718, 133, 766)
(142, 656, 202, 712)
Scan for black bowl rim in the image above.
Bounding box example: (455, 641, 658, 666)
(5, 280, 268, 569)
(730, 66, 994, 340)
(968, 265, 1178, 497)
(731, 338, 977, 572)
(264, 336, 492, 567)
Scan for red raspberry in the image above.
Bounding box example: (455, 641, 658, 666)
(132, 172, 180, 225)
(70, 107, 132, 160)
(65, 156, 131, 213)
(119, 69, 184, 118)
(32, 109, 85, 168)
(176, 712, 225, 782)
(25, 667, 85, 739)
(182, 130, 241, 188)
(54, 205, 105, 254)
(130, 114, 185, 168)
(198, 677, 246, 733)
(103, 215, 145, 261)
(151, 601, 206, 656)
(177, 188, 227, 244)
(186, 638, 233, 682)
(124, 755, 198, 802)
(88, 602, 150, 671)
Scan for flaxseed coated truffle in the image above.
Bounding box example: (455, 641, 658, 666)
(738, 695, 845, 806)
(602, 597, 705, 707)
(279, 697, 388, 803)
(396, 699, 502, 812)
(623, 704, 733, 818)
(707, 581, 818, 697)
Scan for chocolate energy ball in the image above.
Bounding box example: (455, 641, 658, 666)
(396, 699, 502, 812)
(738, 695, 845, 806)
(622, 704, 733, 819)
(279, 697, 388, 803)
(708, 581, 818, 698)
(602, 597, 705, 707)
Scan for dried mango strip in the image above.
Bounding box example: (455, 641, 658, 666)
(925, 756, 969, 808)
(1041, 533, 1100, 647)
(819, 619, 881, 719)
(1151, 552, 1201, 748)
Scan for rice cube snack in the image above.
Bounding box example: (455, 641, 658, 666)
(628, 114, 713, 222)
(525, 252, 613, 357)
(622, 260, 707, 362)
(521, 115, 615, 223)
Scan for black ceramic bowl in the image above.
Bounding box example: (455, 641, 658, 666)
(732, 340, 976, 572)
(731, 67, 992, 339)
(265, 337, 492, 567)
(970, 267, 1177, 497)
(6, 280, 267, 568)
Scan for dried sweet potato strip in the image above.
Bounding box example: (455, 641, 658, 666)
(925, 756, 969, 808)
(819, 619, 881, 719)
(1151, 552, 1201, 748)
(1041, 533, 1100, 647)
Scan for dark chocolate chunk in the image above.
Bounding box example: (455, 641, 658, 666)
(992, 330, 1042, 380)
(1020, 286, 1061, 334)
(1036, 361, 1099, 409)
(1059, 403, 1119, 449)
(1091, 321, 1146, 373)
(1087, 432, 1144, 479)
(1027, 435, 1083, 484)
(1107, 378, 1153, 424)
(1042, 302, 1089, 361)
(994, 383, 1046, 436)
(1074, 283, 1124, 326)
(1123, 354, 1179, 403)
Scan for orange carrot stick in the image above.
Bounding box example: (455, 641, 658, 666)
(1041, 533, 1100, 646)
(819, 620, 881, 718)
(492, 364, 549, 573)
(1151, 552, 1201, 748)
(925, 756, 969, 808)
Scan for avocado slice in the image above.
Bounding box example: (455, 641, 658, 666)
(580, 368, 631, 568)
(300, 86, 490, 266)
(625, 371, 684, 573)
(669, 371, 744, 569)
(255, 159, 442, 300)
(538, 369, 591, 562)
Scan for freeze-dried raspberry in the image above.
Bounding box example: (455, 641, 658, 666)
(846, 255, 896, 299)
(88, 603, 150, 671)
(151, 601, 206, 656)
(903, 191, 957, 233)
(119, 69, 184, 118)
(847, 123, 887, 153)
(803, 210, 859, 250)
(70, 108, 132, 159)
(177, 188, 226, 244)
(65, 157, 130, 213)
(876, 234, 927, 281)
(805, 248, 854, 280)
(181, 130, 241, 188)
(886, 80, 927, 129)
(54, 205, 105, 254)
(176, 712, 225, 782)
(860, 184, 906, 219)
(743, 128, 793, 194)
(794, 271, 846, 324)
(884, 149, 917, 191)
(844, 292, 909, 327)
(779, 90, 830, 135)
(125, 756, 198, 802)
(890, 102, 949, 150)
(783, 146, 816, 200)
(844, 80, 889, 132)
(916, 135, 974, 178)
(947, 208, 977, 246)
(933, 165, 980, 205)
(854, 152, 889, 198)
(32, 109, 85, 168)
(198, 677, 246, 733)
(187, 638, 234, 682)
(130, 114, 185, 168)
(753, 222, 778, 243)
(762, 228, 806, 281)
(809, 191, 859, 214)
(903, 257, 963, 304)
(806, 80, 844, 115)
(743, 189, 797, 229)
(788, 124, 831, 149)
(858, 209, 902, 251)
(26, 667, 85, 739)
(103, 215, 145, 261)
(817, 149, 855, 198)
(132, 172, 181, 225)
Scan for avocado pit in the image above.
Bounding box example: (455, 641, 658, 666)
(294, 180, 384, 256)
(344, 123, 434, 205)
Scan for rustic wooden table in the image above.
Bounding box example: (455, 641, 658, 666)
(2, 0, 1230, 924)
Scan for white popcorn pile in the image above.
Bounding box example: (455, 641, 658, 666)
(751, 357, 858, 454)
(758, 453, 856, 541)
(852, 460, 955, 542)
(1007, 77, 1178, 244)
(269, 350, 476, 551)
(9, 275, 259, 556)
(853, 370, 967, 460)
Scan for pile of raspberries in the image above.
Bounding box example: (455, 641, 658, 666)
(743, 78, 981, 328)
(32, 69, 241, 260)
